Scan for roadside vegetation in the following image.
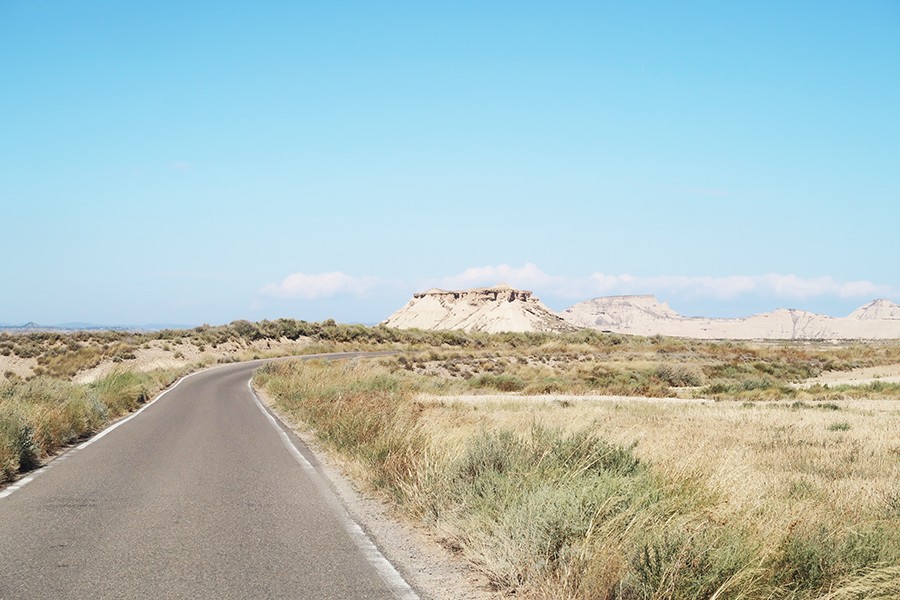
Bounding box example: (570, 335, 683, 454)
(255, 345, 900, 599)
(385, 336, 900, 402)
(0, 368, 187, 481)
(5, 320, 900, 393)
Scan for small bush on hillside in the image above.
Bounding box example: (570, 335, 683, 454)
(468, 374, 527, 392)
(654, 364, 703, 387)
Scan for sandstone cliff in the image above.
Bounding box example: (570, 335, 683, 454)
(383, 284, 576, 333)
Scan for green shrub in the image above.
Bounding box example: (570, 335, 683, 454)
(654, 364, 703, 387)
(772, 525, 892, 594)
(468, 374, 527, 392)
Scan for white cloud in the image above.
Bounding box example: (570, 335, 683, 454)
(586, 273, 760, 299)
(588, 272, 896, 300)
(436, 262, 564, 291)
(261, 272, 378, 300)
(436, 264, 895, 302)
(262, 264, 895, 307)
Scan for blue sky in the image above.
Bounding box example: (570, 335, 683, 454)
(2, 1, 898, 325)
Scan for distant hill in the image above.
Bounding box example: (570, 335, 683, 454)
(848, 298, 900, 321)
(561, 296, 900, 340)
(0, 322, 187, 334)
(383, 284, 577, 333)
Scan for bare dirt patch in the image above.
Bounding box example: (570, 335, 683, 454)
(799, 362, 900, 387)
(73, 337, 313, 383)
(0, 354, 37, 380)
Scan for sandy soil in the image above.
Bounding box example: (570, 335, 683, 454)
(0, 354, 37, 380)
(1, 336, 314, 384)
(73, 338, 312, 384)
(799, 363, 900, 387)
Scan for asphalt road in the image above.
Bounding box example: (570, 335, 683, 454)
(0, 358, 418, 599)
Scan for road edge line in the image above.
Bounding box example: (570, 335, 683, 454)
(247, 378, 420, 600)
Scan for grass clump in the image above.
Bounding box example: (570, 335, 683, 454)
(254, 360, 423, 494)
(0, 408, 39, 480)
(468, 374, 527, 392)
(653, 363, 703, 387)
(772, 524, 896, 595)
(0, 378, 107, 462)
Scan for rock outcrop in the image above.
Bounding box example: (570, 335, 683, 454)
(848, 299, 900, 321)
(383, 284, 576, 333)
(561, 296, 900, 340)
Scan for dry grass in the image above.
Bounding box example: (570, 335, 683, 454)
(389, 341, 900, 402)
(422, 394, 900, 549)
(257, 353, 900, 599)
(4, 322, 900, 596)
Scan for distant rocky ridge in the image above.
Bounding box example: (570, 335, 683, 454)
(561, 296, 900, 340)
(384, 286, 900, 339)
(382, 284, 576, 333)
(0, 322, 179, 334)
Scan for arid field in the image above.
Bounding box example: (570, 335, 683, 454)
(256, 335, 900, 599)
(3, 324, 900, 598)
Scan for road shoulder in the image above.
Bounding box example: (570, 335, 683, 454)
(252, 383, 498, 600)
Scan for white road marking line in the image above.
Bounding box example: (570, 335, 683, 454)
(247, 379, 420, 600)
(0, 473, 38, 500)
(248, 379, 316, 471)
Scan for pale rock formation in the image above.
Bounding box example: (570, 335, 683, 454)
(383, 284, 576, 333)
(848, 299, 900, 321)
(561, 296, 900, 340)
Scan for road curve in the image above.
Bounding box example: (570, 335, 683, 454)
(0, 357, 417, 599)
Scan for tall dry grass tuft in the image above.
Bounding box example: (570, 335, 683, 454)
(255, 359, 425, 497)
(817, 565, 900, 600)
(0, 378, 106, 472)
(0, 407, 39, 480)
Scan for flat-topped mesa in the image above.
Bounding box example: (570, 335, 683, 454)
(412, 284, 533, 303)
(384, 284, 574, 333)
